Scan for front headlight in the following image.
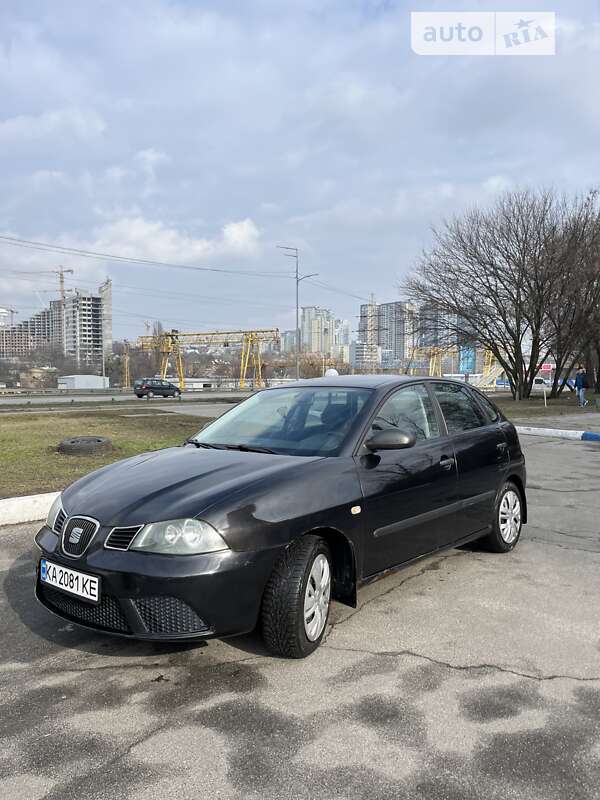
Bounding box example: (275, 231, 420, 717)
(130, 518, 229, 555)
(46, 494, 63, 530)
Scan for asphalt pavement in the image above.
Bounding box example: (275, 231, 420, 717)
(1, 436, 599, 800)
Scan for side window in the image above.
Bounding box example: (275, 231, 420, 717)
(371, 384, 440, 442)
(432, 383, 487, 434)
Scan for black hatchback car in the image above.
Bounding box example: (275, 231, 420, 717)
(36, 376, 526, 658)
(134, 378, 181, 398)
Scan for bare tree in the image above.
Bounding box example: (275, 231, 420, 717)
(542, 192, 600, 396)
(403, 189, 600, 400)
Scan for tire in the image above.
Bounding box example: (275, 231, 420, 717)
(57, 436, 113, 456)
(480, 481, 523, 553)
(173, 390, 180, 398)
(147, 391, 154, 398)
(135, 394, 143, 399)
(261, 535, 332, 658)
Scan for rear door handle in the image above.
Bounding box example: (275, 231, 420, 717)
(439, 456, 455, 471)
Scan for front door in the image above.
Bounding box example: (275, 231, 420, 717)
(431, 382, 509, 536)
(356, 383, 460, 577)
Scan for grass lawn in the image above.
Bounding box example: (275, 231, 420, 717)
(0, 410, 210, 498)
(493, 391, 600, 419)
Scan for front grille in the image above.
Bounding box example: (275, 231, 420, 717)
(105, 525, 143, 551)
(40, 585, 130, 633)
(53, 508, 67, 535)
(134, 596, 208, 634)
(62, 516, 99, 557)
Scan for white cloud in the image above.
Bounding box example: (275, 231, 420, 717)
(84, 215, 262, 262)
(0, 108, 105, 145)
(135, 148, 170, 195)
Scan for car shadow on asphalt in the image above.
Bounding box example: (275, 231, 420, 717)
(3, 547, 272, 663)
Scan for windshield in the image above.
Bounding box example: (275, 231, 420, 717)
(191, 386, 373, 456)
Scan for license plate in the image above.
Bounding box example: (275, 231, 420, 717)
(40, 559, 100, 604)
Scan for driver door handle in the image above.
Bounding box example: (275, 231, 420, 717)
(439, 456, 455, 471)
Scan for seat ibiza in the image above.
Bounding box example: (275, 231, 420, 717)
(35, 376, 526, 658)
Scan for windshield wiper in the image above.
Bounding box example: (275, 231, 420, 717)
(185, 439, 225, 449)
(223, 444, 276, 454)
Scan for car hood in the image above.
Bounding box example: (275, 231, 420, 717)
(61, 445, 321, 527)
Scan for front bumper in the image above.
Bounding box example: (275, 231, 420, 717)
(35, 525, 280, 641)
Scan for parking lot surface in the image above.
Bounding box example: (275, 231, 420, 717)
(1, 436, 599, 799)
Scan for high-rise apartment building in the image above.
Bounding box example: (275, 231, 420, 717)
(300, 306, 351, 358)
(356, 298, 417, 368)
(0, 279, 113, 364)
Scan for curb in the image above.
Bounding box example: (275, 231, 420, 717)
(0, 491, 59, 526)
(516, 426, 600, 442)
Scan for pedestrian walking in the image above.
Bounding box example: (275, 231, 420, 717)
(574, 366, 590, 407)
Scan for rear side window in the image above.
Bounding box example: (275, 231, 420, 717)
(432, 383, 487, 434)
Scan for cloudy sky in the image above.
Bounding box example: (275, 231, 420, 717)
(1, 0, 599, 340)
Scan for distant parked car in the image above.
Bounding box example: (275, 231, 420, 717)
(133, 378, 181, 398)
(531, 377, 551, 394)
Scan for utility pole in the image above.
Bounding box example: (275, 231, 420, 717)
(277, 246, 317, 380)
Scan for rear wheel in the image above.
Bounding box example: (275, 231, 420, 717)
(481, 481, 523, 552)
(261, 535, 332, 658)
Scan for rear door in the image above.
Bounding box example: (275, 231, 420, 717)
(356, 382, 460, 577)
(430, 382, 509, 536)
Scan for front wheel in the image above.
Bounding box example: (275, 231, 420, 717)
(261, 536, 332, 658)
(147, 391, 154, 398)
(173, 390, 181, 398)
(481, 481, 523, 552)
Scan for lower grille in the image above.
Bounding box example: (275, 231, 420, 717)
(134, 596, 208, 634)
(40, 584, 130, 633)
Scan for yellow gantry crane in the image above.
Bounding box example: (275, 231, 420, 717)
(136, 329, 280, 390)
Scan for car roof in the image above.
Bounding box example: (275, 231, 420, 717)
(265, 375, 464, 391)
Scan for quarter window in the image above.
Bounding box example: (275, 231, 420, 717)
(432, 383, 487, 433)
(472, 390, 500, 424)
(370, 384, 440, 441)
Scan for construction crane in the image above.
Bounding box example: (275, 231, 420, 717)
(15, 266, 74, 300)
(137, 329, 280, 390)
(471, 350, 505, 390)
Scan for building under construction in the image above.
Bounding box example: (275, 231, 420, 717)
(0, 278, 112, 364)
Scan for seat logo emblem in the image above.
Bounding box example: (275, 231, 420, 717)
(69, 527, 83, 544)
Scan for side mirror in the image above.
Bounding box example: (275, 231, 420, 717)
(364, 429, 417, 452)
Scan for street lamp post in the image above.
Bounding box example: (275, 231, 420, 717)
(277, 246, 317, 380)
